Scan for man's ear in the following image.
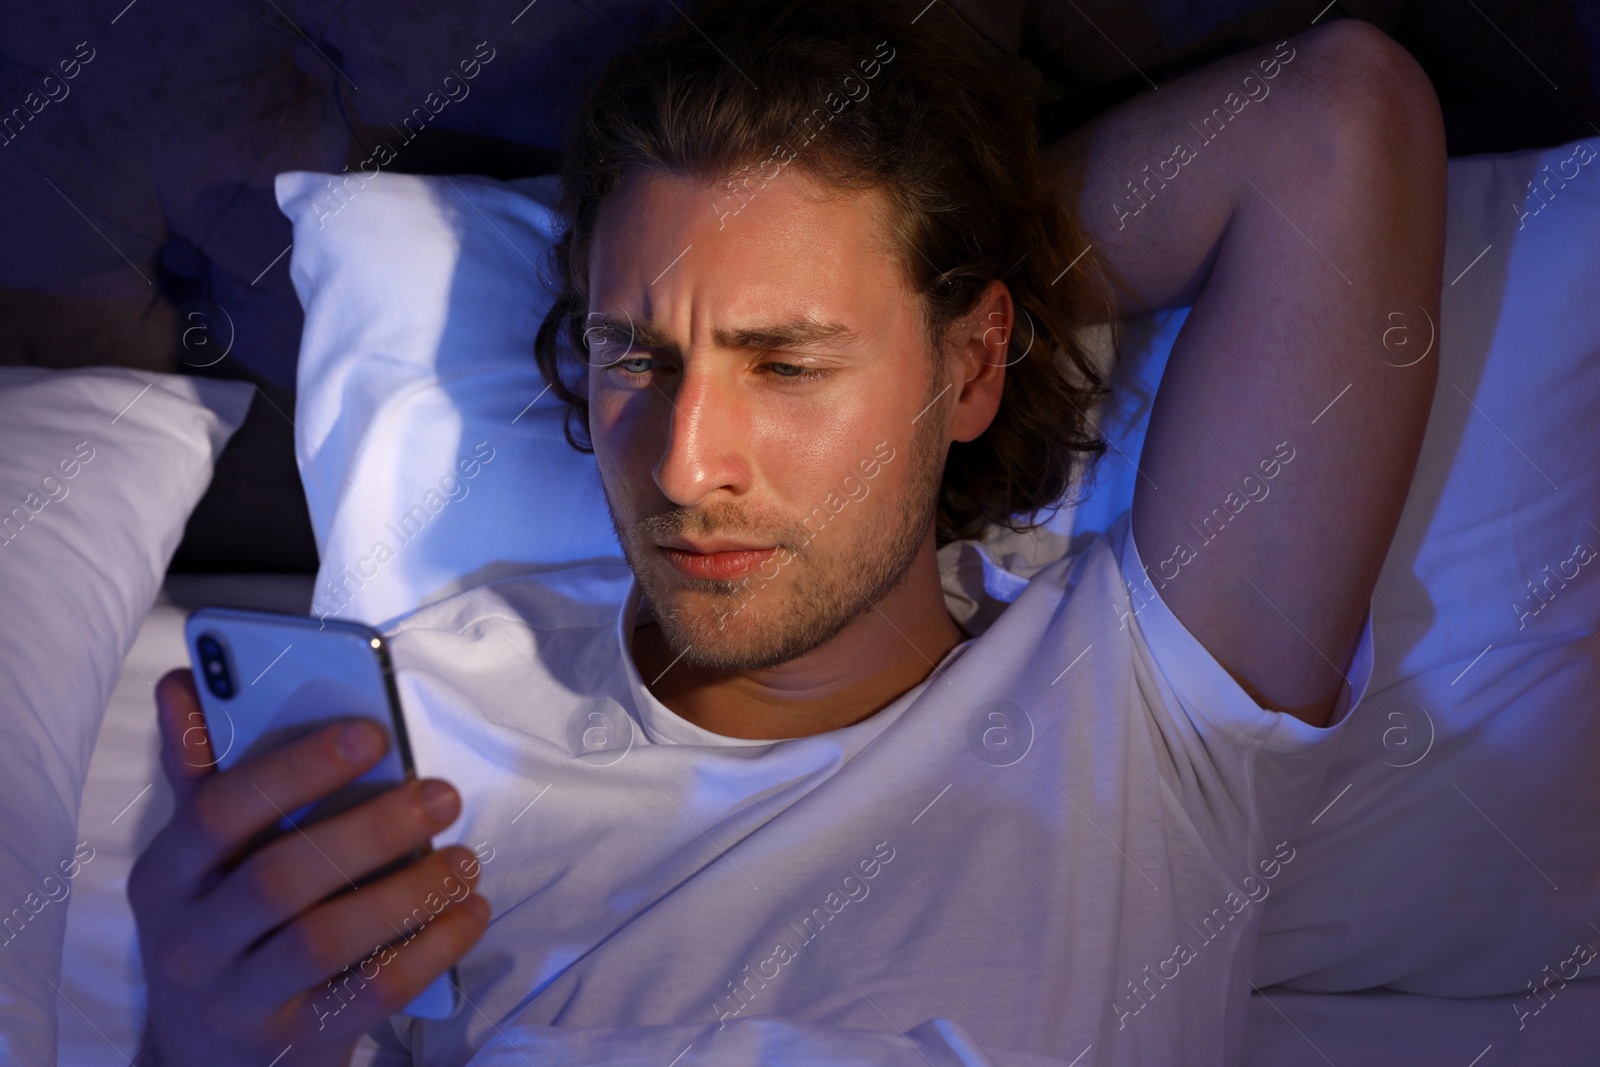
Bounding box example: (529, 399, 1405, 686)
(948, 280, 1012, 444)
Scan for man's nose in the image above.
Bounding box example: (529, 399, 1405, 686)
(652, 363, 750, 506)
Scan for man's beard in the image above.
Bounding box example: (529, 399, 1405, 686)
(604, 390, 948, 673)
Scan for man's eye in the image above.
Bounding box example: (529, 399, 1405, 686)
(607, 356, 656, 374)
(762, 362, 826, 382)
(599, 356, 825, 382)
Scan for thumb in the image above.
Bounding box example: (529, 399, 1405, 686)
(155, 667, 221, 802)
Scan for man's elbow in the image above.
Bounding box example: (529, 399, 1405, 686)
(1297, 20, 1448, 198)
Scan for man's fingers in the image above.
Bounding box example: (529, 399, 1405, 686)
(156, 668, 216, 800)
(300, 895, 486, 1043)
(242, 845, 484, 1007)
(285, 892, 489, 1046)
(162, 718, 389, 889)
(194, 777, 464, 961)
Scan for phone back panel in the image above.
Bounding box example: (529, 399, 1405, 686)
(183, 609, 413, 822)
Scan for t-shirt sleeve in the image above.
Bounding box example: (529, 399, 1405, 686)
(1109, 508, 1376, 857)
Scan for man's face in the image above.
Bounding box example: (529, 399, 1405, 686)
(585, 166, 951, 673)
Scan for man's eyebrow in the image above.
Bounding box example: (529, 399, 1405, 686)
(715, 318, 863, 353)
(586, 314, 862, 357)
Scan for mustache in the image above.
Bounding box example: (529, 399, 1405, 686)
(632, 504, 806, 552)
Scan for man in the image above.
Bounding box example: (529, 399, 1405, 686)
(130, 1, 1444, 1063)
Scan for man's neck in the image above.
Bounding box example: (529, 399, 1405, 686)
(629, 541, 967, 740)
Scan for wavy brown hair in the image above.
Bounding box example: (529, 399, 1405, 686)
(533, 0, 1118, 546)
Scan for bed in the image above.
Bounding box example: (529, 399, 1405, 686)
(3, 2, 1599, 1064)
(53, 582, 1600, 1067)
(18, 131, 1593, 1064)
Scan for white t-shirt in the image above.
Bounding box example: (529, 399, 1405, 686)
(366, 507, 1373, 1067)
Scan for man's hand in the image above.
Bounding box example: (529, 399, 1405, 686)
(129, 668, 490, 1067)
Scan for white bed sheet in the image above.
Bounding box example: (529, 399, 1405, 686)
(58, 578, 1600, 1067)
(56, 575, 314, 1067)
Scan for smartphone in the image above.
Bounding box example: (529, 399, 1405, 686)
(183, 606, 460, 1021)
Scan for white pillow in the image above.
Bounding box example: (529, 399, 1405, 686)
(0, 367, 253, 1066)
(277, 171, 616, 629)
(1254, 137, 1600, 994)
(276, 137, 1600, 996)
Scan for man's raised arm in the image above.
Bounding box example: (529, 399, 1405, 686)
(1047, 20, 1446, 727)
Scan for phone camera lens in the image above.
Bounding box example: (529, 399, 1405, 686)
(197, 633, 235, 699)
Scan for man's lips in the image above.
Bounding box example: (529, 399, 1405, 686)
(657, 543, 779, 581)
(655, 535, 773, 553)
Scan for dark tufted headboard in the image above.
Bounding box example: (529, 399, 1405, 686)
(3, 0, 1595, 574)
